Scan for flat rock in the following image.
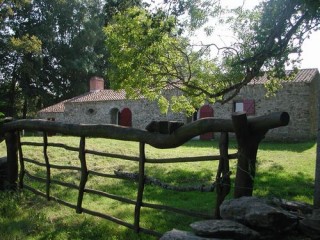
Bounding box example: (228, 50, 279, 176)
(190, 219, 260, 240)
(299, 209, 320, 240)
(270, 198, 313, 215)
(160, 229, 228, 240)
(220, 196, 298, 233)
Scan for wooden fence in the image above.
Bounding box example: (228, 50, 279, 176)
(0, 112, 289, 237)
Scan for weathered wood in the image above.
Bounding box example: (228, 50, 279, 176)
(21, 142, 79, 152)
(146, 121, 184, 134)
(43, 132, 51, 200)
(0, 112, 291, 237)
(0, 117, 13, 143)
(1, 112, 289, 149)
(232, 112, 267, 198)
(85, 149, 140, 162)
(84, 188, 137, 205)
(5, 131, 18, 190)
(215, 132, 231, 219)
(145, 153, 238, 163)
(142, 202, 213, 219)
(17, 132, 25, 189)
(81, 207, 135, 230)
(134, 142, 146, 233)
(24, 158, 81, 171)
(114, 170, 216, 192)
(77, 136, 88, 214)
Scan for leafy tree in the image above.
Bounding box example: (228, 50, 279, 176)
(0, 0, 108, 118)
(105, 0, 320, 114)
(105, 0, 320, 204)
(104, 0, 142, 24)
(0, 0, 42, 117)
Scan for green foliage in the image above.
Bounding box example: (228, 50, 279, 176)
(0, 0, 108, 118)
(105, 5, 246, 114)
(104, 0, 320, 113)
(0, 0, 31, 22)
(10, 34, 42, 55)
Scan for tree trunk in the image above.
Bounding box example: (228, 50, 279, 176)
(314, 89, 320, 208)
(314, 132, 320, 208)
(5, 131, 18, 190)
(7, 77, 17, 117)
(22, 97, 28, 119)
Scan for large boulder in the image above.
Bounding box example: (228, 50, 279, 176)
(160, 229, 226, 240)
(190, 219, 260, 240)
(220, 197, 298, 234)
(270, 198, 313, 216)
(299, 209, 320, 240)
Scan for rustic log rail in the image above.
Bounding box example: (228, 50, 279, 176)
(0, 112, 290, 237)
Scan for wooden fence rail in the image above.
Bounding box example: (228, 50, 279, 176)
(0, 112, 290, 237)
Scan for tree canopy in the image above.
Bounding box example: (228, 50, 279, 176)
(104, 0, 320, 114)
(0, 0, 108, 118)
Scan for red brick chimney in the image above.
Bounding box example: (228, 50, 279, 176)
(89, 76, 104, 92)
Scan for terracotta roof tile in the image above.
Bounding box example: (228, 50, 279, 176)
(250, 68, 318, 84)
(39, 100, 66, 113)
(71, 89, 127, 102)
(39, 89, 129, 113)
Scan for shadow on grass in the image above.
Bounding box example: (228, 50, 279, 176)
(257, 140, 316, 153)
(184, 138, 316, 153)
(0, 190, 155, 240)
(3, 166, 314, 239)
(254, 164, 314, 202)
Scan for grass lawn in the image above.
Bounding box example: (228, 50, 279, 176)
(0, 135, 316, 240)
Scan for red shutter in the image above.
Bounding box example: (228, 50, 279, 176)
(119, 108, 132, 127)
(243, 99, 255, 115)
(199, 105, 214, 140)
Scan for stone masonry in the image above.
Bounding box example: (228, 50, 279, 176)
(38, 69, 320, 141)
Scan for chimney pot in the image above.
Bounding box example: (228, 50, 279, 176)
(90, 77, 104, 92)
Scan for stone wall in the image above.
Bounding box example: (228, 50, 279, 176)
(38, 88, 186, 130)
(213, 81, 316, 141)
(38, 75, 319, 141)
(59, 98, 186, 129)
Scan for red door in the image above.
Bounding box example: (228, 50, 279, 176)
(119, 108, 132, 127)
(199, 105, 214, 140)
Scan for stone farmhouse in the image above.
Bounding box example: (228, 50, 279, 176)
(38, 68, 320, 141)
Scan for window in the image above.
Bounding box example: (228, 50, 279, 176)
(234, 99, 255, 115)
(234, 102, 244, 112)
(110, 108, 120, 124)
(87, 108, 95, 115)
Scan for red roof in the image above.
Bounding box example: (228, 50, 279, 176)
(71, 89, 127, 102)
(250, 68, 318, 84)
(39, 89, 128, 113)
(39, 100, 67, 113)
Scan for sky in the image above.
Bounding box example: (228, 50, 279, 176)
(188, 0, 320, 71)
(299, 31, 320, 70)
(152, 0, 319, 70)
(225, 0, 320, 71)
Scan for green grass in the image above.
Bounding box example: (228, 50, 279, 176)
(0, 136, 316, 239)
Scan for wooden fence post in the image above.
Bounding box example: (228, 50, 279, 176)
(134, 142, 146, 233)
(214, 132, 231, 218)
(77, 136, 88, 214)
(5, 131, 19, 190)
(232, 112, 267, 198)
